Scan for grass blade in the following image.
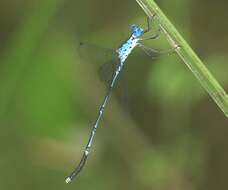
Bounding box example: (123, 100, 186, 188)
(136, 0, 228, 117)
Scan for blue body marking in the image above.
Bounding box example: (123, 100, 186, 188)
(111, 25, 144, 87)
(66, 23, 153, 184)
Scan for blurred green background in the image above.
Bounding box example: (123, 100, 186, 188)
(0, 0, 228, 189)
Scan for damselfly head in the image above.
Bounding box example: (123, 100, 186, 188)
(130, 24, 144, 38)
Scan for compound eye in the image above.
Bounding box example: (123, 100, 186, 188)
(130, 24, 136, 31)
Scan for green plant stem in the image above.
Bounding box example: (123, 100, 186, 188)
(136, 0, 228, 117)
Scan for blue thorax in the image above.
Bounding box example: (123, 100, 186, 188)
(117, 24, 144, 63)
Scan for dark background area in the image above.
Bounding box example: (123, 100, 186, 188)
(0, 0, 228, 189)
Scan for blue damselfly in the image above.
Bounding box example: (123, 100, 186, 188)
(65, 16, 176, 183)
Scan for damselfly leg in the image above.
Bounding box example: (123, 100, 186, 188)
(139, 16, 178, 58)
(66, 16, 176, 184)
(143, 15, 156, 33)
(138, 43, 177, 58)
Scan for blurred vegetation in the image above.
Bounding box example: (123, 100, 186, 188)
(0, 0, 228, 189)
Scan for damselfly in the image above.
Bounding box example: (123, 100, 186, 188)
(65, 16, 176, 183)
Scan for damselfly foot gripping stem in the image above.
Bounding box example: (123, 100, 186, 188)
(65, 16, 173, 183)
